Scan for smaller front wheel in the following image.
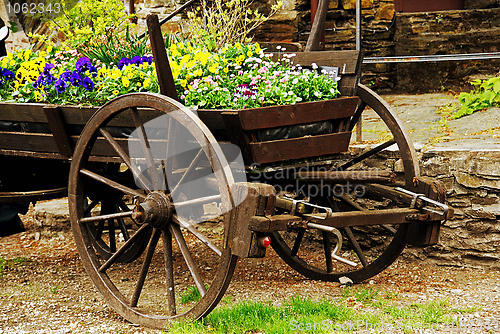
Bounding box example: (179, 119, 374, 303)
(270, 84, 419, 283)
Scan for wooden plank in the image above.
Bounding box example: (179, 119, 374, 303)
(270, 50, 361, 75)
(0, 102, 98, 123)
(43, 105, 74, 157)
(236, 97, 359, 131)
(248, 132, 351, 164)
(0, 132, 63, 154)
(221, 112, 254, 164)
(295, 170, 397, 184)
(197, 110, 226, 130)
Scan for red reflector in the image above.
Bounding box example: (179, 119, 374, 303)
(258, 236, 271, 248)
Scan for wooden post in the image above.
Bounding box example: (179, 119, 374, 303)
(305, 0, 329, 51)
(146, 14, 179, 100)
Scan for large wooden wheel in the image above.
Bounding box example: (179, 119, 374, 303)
(69, 93, 238, 329)
(269, 84, 420, 283)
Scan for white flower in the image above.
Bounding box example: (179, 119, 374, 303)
(330, 88, 336, 94)
(312, 63, 318, 70)
(314, 91, 320, 97)
(292, 78, 299, 85)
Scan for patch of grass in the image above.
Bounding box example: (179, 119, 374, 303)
(169, 290, 475, 334)
(180, 286, 202, 304)
(341, 285, 380, 306)
(0, 256, 28, 276)
(169, 295, 384, 334)
(50, 284, 64, 294)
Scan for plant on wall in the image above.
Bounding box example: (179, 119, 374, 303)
(186, 0, 283, 52)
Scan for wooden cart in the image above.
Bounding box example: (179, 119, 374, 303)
(0, 14, 449, 329)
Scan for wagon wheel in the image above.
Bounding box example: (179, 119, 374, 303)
(69, 93, 238, 328)
(270, 84, 419, 283)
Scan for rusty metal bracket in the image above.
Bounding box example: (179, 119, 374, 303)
(395, 187, 449, 219)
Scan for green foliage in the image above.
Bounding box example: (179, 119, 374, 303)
(30, 0, 147, 66)
(180, 286, 202, 304)
(186, 0, 283, 52)
(456, 76, 500, 119)
(169, 294, 465, 334)
(80, 25, 149, 67)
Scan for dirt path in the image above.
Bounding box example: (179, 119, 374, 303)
(1, 222, 500, 334)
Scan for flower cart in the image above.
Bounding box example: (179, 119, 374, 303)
(0, 13, 450, 329)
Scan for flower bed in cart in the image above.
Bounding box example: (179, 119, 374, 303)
(0, 43, 357, 163)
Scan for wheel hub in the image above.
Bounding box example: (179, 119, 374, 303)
(132, 192, 173, 229)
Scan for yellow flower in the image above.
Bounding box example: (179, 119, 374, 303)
(209, 64, 218, 74)
(23, 49, 32, 61)
(180, 79, 187, 87)
(247, 51, 253, 57)
(255, 42, 262, 53)
(194, 68, 203, 77)
(0, 58, 8, 67)
(47, 45, 53, 53)
(143, 78, 151, 88)
(122, 76, 130, 88)
(111, 68, 121, 79)
(98, 67, 108, 79)
(137, 82, 141, 87)
(198, 51, 210, 66)
(34, 90, 42, 102)
(223, 67, 229, 74)
(7, 53, 13, 60)
(113, 90, 119, 95)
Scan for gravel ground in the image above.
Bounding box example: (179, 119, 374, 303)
(1, 211, 499, 333)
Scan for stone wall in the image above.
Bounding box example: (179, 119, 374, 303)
(406, 148, 500, 269)
(394, 8, 500, 93)
(130, 0, 500, 92)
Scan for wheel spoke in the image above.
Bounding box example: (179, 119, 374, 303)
(174, 194, 221, 209)
(108, 219, 117, 253)
(80, 169, 146, 200)
(338, 138, 396, 170)
(343, 227, 368, 267)
(162, 229, 176, 316)
(170, 149, 204, 198)
(322, 231, 334, 273)
(170, 224, 207, 297)
(116, 216, 130, 240)
(95, 220, 104, 239)
(338, 193, 397, 235)
(173, 215, 222, 256)
(99, 127, 153, 191)
(290, 229, 305, 257)
(80, 210, 133, 224)
(98, 224, 151, 272)
(132, 108, 163, 190)
(130, 228, 162, 307)
(349, 99, 367, 131)
(84, 200, 99, 216)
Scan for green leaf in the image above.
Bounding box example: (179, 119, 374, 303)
(493, 80, 500, 94)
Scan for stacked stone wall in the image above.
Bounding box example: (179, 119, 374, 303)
(407, 149, 500, 269)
